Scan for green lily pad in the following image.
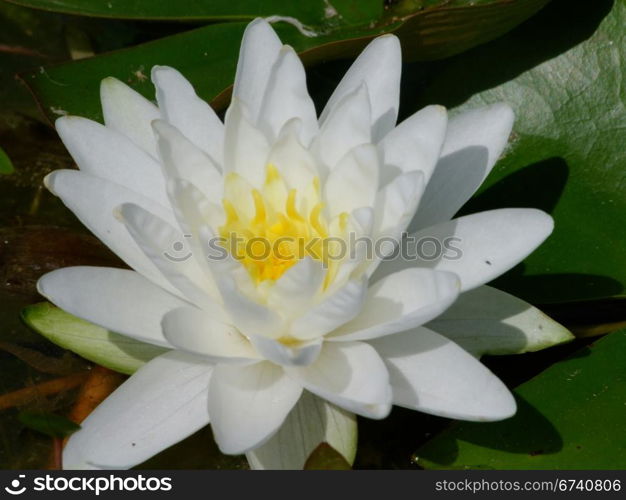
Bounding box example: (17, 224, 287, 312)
(3, 0, 383, 24)
(416, 329, 626, 469)
(21, 302, 167, 375)
(411, 0, 626, 303)
(0, 146, 14, 174)
(20, 0, 549, 123)
(18, 411, 80, 438)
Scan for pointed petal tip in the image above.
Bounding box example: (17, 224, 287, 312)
(99, 76, 123, 91)
(244, 16, 279, 36)
(431, 104, 448, 115)
(42, 170, 60, 194)
(35, 271, 51, 298)
(150, 118, 171, 137)
(454, 379, 517, 422)
(518, 208, 554, 240)
(372, 33, 401, 49)
(150, 64, 178, 84)
(54, 114, 81, 132)
(483, 389, 517, 422)
(42, 171, 53, 191)
(248, 16, 272, 29)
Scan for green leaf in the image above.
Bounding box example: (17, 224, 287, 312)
(415, 329, 626, 469)
(4, 0, 383, 24)
(304, 443, 352, 470)
(21, 302, 167, 375)
(412, 0, 626, 303)
(18, 411, 80, 438)
(0, 146, 14, 174)
(20, 0, 549, 123)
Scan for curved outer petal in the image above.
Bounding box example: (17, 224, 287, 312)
(257, 45, 318, 146)
(246, 391, 357, 470)
(233, 18, 282, 123)
(151, 65, 224, 164)
(378, 105, 447, 186)
(63, 351, 212, 470)
(161, 307, 260, 363)
(372, 208, 554, 292)
(55, 116, 168, 206)
(43, 170, 178, 294)
(320, 35, 401, 142)
(329, 269, 460, 342)
(324, 144, 379, 218)
(286, 341, 392, 419)
(153, 120, 223, 203)
(370, 170, 425, 260)
(37, 266, 186, 347)
(167, 178, 224, 235)
(411, 103, 515, 231)
(100, 77, 161, 157)
(370, 327, 516, 421)
(223, 98, 271, 187)
(314, 84, 371, 172)
(427, 285, 574, 356)
(209, 362, 302, 454)
(266, 119, 317, 192)
(165, 180, 226, 294)
(289, 279, 367, 340)
(117, 203, 224, 317)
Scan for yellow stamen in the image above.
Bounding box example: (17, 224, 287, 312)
(219, 164, 346, 284)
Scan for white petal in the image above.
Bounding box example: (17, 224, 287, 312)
(378, 105, 447, 185)
(55, 116, 167, 206)
(371, 170, 425, 249)
(118, 203, 224, 317)
(246, 391, 356, 470)
(257, 45, 318, 145)
(289, 279, 367, 340)
(209, 362, 302, 454)
(249, 335, 322, 367)
(63, 351, 212, 469)
(267, 119, 318, 191)
(151, 65, 224, 164)
(267, 258, 325, 319)
(100, 77, 161, 157)
(329, 269, 460, 342)
(373, 208, 554, 292)
(223, 98, 271, 187)
(216, 275, 285, 339)
(287, 341, 391, 419)
(44, 170, 177, 293)
(428, 285, 574, 356)
(324, 144, 379, 218)
(168, 178, 224, 235)
(233, 18, 282, 122)
(320, 35, 401, 142)
(370, 327, 516, 421)
(161, 307, 260, 362)
(411, 103, 514, 230)
(153, 120, 222, 203)
(314, 83, 371, 172)
(37, 266, 185, 347)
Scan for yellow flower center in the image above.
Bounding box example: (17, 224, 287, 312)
(219, 165, 338, 284)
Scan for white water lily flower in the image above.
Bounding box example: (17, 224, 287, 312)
(37, 19, 571, 470)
